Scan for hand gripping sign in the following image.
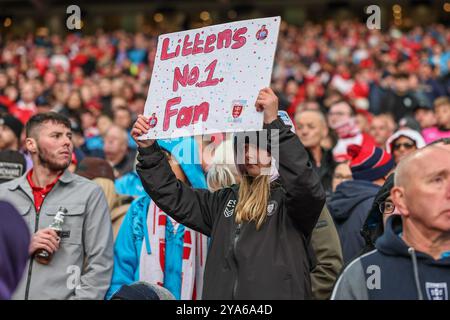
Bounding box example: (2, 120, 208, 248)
(142, 17, 280, 140)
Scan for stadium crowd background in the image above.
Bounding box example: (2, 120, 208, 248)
(0, 0, 450, 301)
(1, 5, 449, 170)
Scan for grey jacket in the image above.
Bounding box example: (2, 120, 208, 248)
(0, 169, 114, 300)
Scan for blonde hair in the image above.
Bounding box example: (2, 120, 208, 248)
(235, 174, 270, 230)
(434, 96, 450, 109)
(206, 137, 239, 192)
(207, 164, 236, 192)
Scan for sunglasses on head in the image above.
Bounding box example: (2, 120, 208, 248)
(392, 142, 415, 151)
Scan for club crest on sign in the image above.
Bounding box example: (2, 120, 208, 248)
(256, 25, 268, 40)
(148, 113, 158, 128)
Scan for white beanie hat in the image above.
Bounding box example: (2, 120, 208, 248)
(385, 129, 426, 154)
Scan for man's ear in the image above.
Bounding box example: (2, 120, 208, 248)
(391, 186, 409, 217)
(25, 137, 37, 154)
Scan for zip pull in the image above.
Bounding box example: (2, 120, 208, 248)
(408, 247, 424, 300)
(235, 223, 242, 236)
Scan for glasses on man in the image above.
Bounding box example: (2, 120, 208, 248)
(392, 142, 415, 151)
(379, 201, 395, 214)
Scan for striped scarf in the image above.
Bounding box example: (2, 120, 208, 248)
(139, 201, 207, 300)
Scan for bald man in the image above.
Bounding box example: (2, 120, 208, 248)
(295, 109, 336, 193)
(104, 125, 137, 178)
(332, 146, 450, 300)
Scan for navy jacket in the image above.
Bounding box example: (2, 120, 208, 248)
(332, 215, 450, 300)
(328, 180, 380, 263)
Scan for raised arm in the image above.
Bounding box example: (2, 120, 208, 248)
(257, 88, 326, 237)
(132, 115, 224, 235)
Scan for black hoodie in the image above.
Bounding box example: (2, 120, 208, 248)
(332, 215, 450, 300)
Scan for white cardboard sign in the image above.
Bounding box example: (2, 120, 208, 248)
(142, 17, 280, 139)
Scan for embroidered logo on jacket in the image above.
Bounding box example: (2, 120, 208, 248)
(224, 200, 236, 218)
(426, 282, 448, 300)
(267, 200, 278, 216)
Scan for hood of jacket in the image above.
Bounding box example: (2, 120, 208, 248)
(157, 137, 207, 189)
(376, 215, 450, 265)
(329, 179, 380, 222)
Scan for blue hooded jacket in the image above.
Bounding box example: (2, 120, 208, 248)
(114, 172, 146, 198)
(328, 179, 380, 263)
(106, 137, 206, 300)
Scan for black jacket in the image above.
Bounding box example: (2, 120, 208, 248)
(379, 90, 418, 122)
(136, 118, 326, 300)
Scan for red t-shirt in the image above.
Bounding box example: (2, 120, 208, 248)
(27, 170, 61, 213)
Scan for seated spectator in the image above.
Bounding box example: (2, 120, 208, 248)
(296, 109, 336, 194)
(332, 146, 450, 300)
(355, 109, 372, 134)
(422, 97, 450, 144)
(369, 115, 396, 149)
(380, 72, 419, 122)
(35, 96, 52, 114)
(113, 107, 133, 131)
(327, 100, 376, 162)
(86, 114, 136, 153)
(385, 129, 426, 164)
(413, 103, 437, 130)
(10, 83, 37, 123)
(0, 113, 23, 152)
(360, 173, 398, 254)
(331, 161, 352, 193)
(113, 107, 137, 149)
(328, 143, 394, 263)
(104, 125, 137, 178)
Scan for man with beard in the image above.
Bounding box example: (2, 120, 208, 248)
(0, 112, 113, 300)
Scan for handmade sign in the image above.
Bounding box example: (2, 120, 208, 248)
(142, 16, 280, 139)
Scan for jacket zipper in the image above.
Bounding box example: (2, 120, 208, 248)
(231, 223, 242, 300)
(24, 202, 44, 300)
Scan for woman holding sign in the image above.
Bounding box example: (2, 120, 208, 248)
(131, 88, 326, 299)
